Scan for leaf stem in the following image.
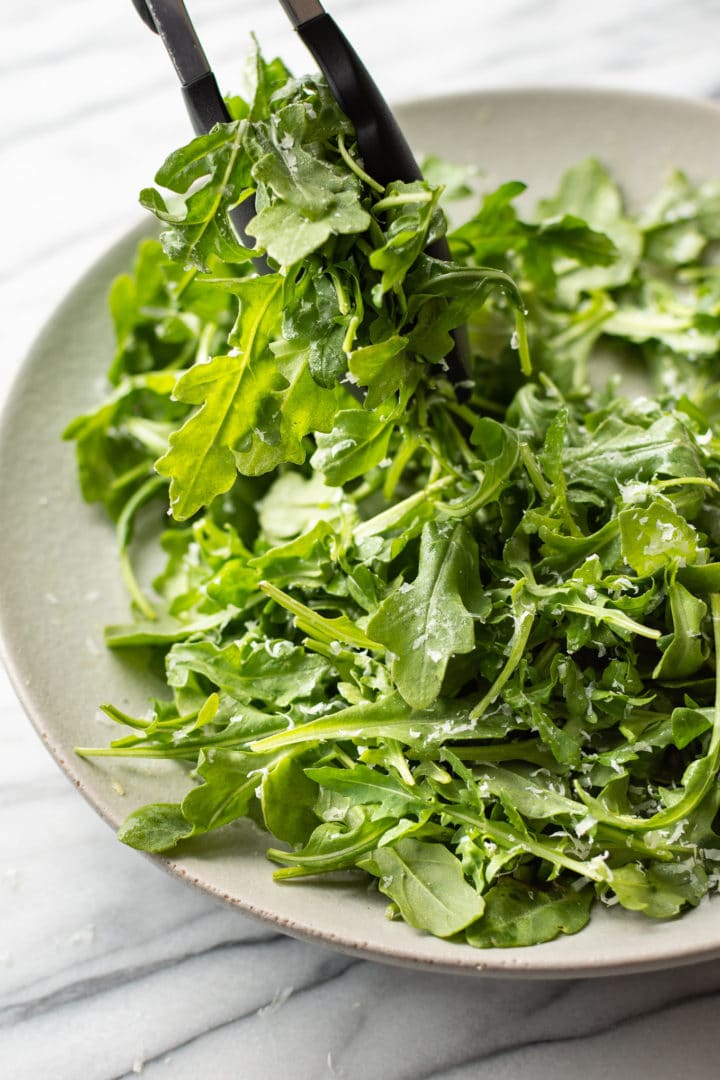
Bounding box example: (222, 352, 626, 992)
(110, 461, 154, 494)
(373, 192, 433, 212)
(353, 475, 455, 542)
(519, 442, 551, 500)
(470, 604, 535, 721)
(446, 807, 612, 883)
(336, 132, 385, 194)
(116, 474, 167, 621)
(174, 267, 199, 302)
(514, 307, 532, 376)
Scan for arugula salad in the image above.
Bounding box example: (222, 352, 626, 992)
(67, 48, 720, 948)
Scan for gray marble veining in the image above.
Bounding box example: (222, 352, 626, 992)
(4, 2, 720, 1077)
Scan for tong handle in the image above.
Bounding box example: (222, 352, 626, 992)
(181, 71, 231, 135)
(133, 1, 260, 251)
(296, 13, 422, 188)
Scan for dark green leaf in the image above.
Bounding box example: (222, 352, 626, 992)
(466, 880, 592, 948)
(367, 522, 481, 709)
(362, 838, 485, 937)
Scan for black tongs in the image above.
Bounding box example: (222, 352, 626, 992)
(130, 0, 469, 384)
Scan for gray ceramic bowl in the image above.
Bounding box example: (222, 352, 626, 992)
(3, 88, 720, 977)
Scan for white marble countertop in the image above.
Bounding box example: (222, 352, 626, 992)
(4, 2, 720, 1076)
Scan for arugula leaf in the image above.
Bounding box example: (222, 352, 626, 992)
(282, 268, 352, 387)
(311, 407, 396, 485)
(608, 861, 708, 918)
(442, 418, 520, 517)
(619, 501, 699, 577)
(140, 122, 254, 271)
(535, 157, 642, 298)
(247, 108, 370, 262)
(465, 880, 592, 948)
(450, 183, 617, 293)
(367, 522, 481, 709)
(249, 192, 367, 266)
(563, 414, 705, 498)
(182, 749, 262, 832)
(268, 807, 396, 878)
(370, 181, 444, 295)
(256, 471, 346, 542)
(653, 582, 708, 680)
(306, 764, 430, 821)
(361, 838, 485, 938)
(156, 275, 284, 516)
(347, 336, 414, 409)
(117, 803, 193, 853)
(166, 636, 329, 707)
(261, 753, 319, 845)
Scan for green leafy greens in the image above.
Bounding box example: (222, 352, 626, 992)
(68, 45, 720, 949)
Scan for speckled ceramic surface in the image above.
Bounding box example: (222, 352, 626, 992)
(4, 87, 720, 977)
